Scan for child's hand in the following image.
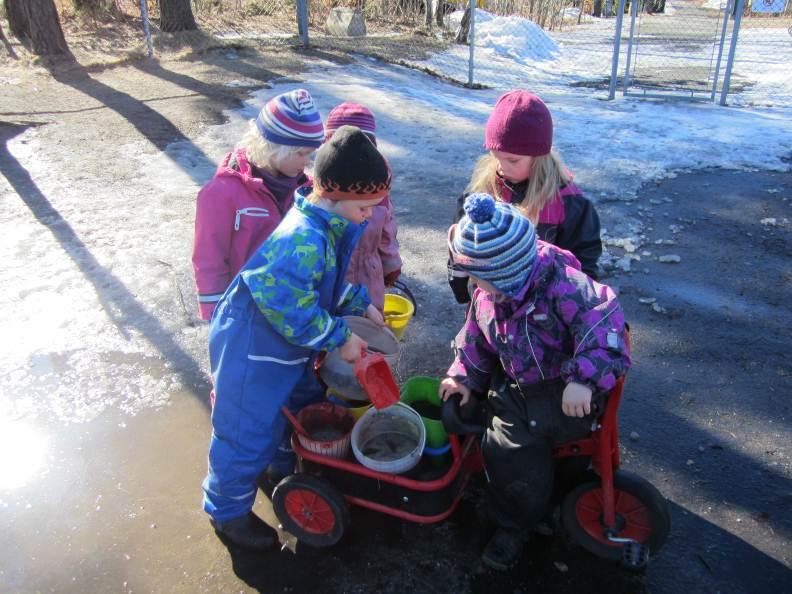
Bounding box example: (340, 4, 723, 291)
(339, 332, 367, 363)
(562, 382, 593, 417)
(439, 377, 471, 406)
(366, 303, 385, 327)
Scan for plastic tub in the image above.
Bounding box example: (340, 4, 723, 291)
(319, 316, 400, 402)
(351, 402, 426, 474)
(295, 402, 355, 459)
(383, 294, 415, 340)
(399, 376, 448, 450)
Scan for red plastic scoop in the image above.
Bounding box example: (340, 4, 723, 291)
(353, 351, 400, 409)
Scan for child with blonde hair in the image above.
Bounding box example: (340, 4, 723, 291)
(192, 88, 323, 320)
(448, 90, 602, 303)
(203, 126, 390, 550)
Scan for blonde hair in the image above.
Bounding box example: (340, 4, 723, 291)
(465, 151, 571, 223)
(238, 120, 310, 174)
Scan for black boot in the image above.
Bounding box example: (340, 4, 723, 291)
(210, 512, 278, 550)
(256, 468, 288, 498)
(481, 528, 524, 571)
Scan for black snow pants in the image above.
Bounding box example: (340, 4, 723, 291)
(481, 376, 606, 534)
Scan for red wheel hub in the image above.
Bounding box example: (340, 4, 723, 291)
(575, 488, 653, 546)
(284, 489, 336, 535)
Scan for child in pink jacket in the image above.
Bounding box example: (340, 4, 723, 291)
(323, 103, 402, 312)
(192, 89, 324, 320)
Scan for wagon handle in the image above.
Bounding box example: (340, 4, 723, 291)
(281, 406, 311, 440)
(389, 279, 418, 318)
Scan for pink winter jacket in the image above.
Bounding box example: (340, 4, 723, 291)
(345, 196, 401, 312)
(192, 148, 300, 320)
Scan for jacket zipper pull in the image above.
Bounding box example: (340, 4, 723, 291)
(234, 209, 241, 231)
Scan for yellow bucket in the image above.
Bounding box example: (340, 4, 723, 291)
(325, 389, 372, 422)
(383, 293, 415, 340)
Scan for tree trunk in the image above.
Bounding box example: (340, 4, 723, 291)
(5, 0, 71, 56)
(436, 0, 445, 27)
(5, 0, 30, 40)
(159, 0, 197, 32)
(592, 0, 602, 17)
(455, 6, 470, 43)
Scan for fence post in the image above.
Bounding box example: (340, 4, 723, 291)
(719, 0, 744, 106)
(139, 0, 153, 58)
(297, 0, 309, 47)
(621, 0, 639, 94)
(608, 0, 627, 100)
(711, 0, 734, 102)
(467, 0, 476, 87)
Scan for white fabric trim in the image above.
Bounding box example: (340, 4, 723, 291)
(204, 486, 256, 501)
(227, 489, 257, 501)
(198, 293, 224, 303)
(247, 355, 310, 365)
(336, 283, 352, 307)
(305, 317, 333, 347)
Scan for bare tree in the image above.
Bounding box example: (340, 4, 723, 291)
(4, 0, 71, 56)
(455, 6, 471, 43)
(159, 0, 197, 32)
(4, 0, 30, 40)
(425, 0, 434, 27)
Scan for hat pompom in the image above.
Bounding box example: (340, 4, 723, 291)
(464, 193, 497, 224)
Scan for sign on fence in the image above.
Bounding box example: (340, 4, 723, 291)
(751, 0, 788, 13)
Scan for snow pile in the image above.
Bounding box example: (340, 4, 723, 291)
(447, 9, 559, 61)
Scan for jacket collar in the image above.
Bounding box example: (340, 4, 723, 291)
(294, 194, 356, 240)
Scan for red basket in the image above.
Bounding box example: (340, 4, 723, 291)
(295, 402, 355, 459)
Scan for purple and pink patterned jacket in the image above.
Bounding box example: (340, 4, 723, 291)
(447, 241, 631, 394)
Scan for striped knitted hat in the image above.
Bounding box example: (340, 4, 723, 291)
(255, 89, 324, 148)
(449, 193, 537, 297)
(325, 102, 377, 145)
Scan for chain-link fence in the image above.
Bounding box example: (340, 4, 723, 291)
(609, 0, 792, 103)
(53, 0, 791, 104)
(728, 1, 792, 105)
(617, 0, 736, 100)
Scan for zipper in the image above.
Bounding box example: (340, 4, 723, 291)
(234, 207, 270, 231)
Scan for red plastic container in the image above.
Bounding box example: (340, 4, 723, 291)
(295, 402, 355, 459)
(353, 352, 400, 409)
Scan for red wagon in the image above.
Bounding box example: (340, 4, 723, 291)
(272, 356, 670, 571)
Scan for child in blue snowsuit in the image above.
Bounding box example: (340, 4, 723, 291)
(203, 126, 392, 550)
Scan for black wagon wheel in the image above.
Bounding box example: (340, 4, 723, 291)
(561, 469, 671, 564)
(272, 473, 350, 548)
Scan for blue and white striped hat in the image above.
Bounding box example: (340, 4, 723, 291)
(449, 193, 537, 297)
(255, 89, 324, 147)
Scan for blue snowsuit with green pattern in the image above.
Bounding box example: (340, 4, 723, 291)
(203, 195, 370, 521)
